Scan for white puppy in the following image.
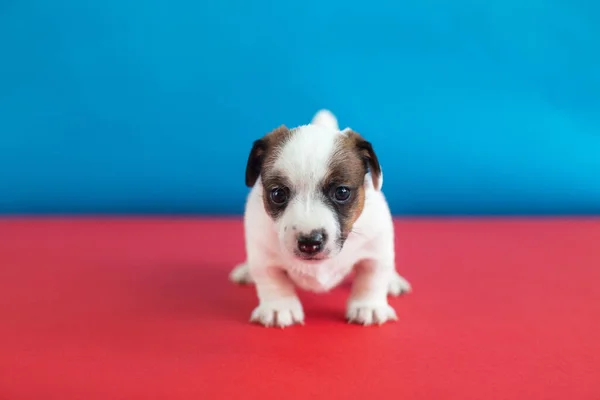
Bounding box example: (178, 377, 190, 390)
(230, 110, 411, 327)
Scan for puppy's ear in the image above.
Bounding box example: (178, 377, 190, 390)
(244, 125, 291, 187)
(245, 139, 267, 187)
(347, 130, 383, 190)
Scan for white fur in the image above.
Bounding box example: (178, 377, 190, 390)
(231, 110, 411, 327)
(273, 124, 341, 259)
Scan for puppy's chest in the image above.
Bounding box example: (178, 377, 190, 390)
(285, 261, 353, 293)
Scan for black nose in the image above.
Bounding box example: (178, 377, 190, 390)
(297, 230, 327, 255)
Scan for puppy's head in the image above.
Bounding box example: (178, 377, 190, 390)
(245, 122, 382, 262)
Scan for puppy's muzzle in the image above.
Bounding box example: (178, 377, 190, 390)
(296, 229, 327, 257)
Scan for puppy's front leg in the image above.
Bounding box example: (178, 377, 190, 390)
(250, 267, 304, 328)
(347, 260, 397, 326)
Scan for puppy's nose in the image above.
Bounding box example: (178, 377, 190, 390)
(297, 230, 327, 255)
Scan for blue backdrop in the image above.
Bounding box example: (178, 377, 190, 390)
(1, 0, 599, 215)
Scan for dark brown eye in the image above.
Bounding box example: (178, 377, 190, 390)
(270, 187, 289, 205)
(333, 186, 351, 203)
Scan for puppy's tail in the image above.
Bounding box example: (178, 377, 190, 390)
(311, 109, 339, 131)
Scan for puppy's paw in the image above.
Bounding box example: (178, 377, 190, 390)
(229, 262, 254, 285)
(346, 300, 398, 326)
(250, 297, 305, 328)
(388, 271, 412, 296)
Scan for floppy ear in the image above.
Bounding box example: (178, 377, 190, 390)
(357, 139, 383, 190)
(245, 139, 267, 187)
(245, 125, 290, 187)
(347, 131, 382, 190)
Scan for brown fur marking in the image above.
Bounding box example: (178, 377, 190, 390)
(323, 130, 380, 239)
(244, 125, 294, 218)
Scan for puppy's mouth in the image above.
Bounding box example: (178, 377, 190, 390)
(292, 251, 331, 262)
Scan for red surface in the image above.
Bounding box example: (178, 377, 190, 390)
(1, 218, 599, 400)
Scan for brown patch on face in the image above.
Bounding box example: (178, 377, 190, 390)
(351, 186, 366, 226)
(244, 125, 294, 219)
(322, 130, 382, 241)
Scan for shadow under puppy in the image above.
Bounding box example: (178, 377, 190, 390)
(230, 110, 411, 327)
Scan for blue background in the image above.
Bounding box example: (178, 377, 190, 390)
(1, 0, 599, 215)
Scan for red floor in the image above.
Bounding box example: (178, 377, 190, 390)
(0, 218, 599, 400)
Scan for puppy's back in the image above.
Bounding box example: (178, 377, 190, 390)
(311, 109, 339, 132)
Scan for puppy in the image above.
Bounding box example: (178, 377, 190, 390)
(229, 110, 411, 327)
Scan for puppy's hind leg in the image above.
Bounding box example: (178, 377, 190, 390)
(388, 270, 412, 296)
(229, 262, 254, 285)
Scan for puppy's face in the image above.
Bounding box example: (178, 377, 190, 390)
(245, 124, 382, 262)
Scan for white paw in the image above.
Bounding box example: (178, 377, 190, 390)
(388, 271, 412, 296)
(250, 297, 305, 328)
(229, 262, 254, 285)
(346, 301, 398, 326)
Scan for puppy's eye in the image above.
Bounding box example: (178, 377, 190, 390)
(333, 186, 351, 203)
(270, 187, 289, 205)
